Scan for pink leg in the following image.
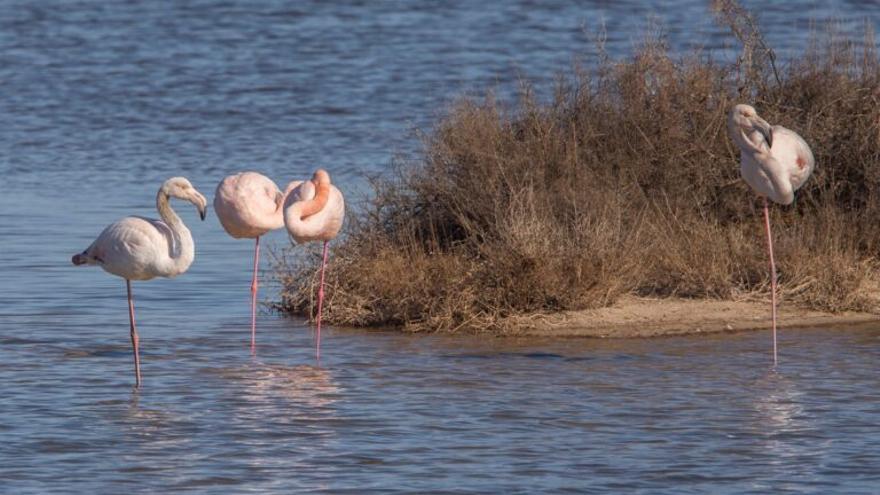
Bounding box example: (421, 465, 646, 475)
(126, 279, 142, 388)
(315, 240, 329, 361)
(762, 197, 778, 366)
(251, 236, 260, 352)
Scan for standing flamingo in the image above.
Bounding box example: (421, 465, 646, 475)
(283, 169, 345, 360)
(71, 177, 208, 387)
(214, 172, 298, 350)
(728, 104, 815, 365)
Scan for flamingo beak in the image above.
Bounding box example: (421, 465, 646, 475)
(195, 192, 208, 220)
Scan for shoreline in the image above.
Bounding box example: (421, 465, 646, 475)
(496, 296, 880, 338)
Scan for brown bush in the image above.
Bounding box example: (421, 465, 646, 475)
(276, 10, 880, 332)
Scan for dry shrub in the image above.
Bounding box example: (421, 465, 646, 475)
(277, 9, 880, 332)
(777, 204, 875, 312)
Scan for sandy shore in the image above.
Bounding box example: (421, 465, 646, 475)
(501, 296, 880, 338)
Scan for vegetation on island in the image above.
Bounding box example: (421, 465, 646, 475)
(276, 1, 880, 332)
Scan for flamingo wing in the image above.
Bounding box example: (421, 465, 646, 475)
(83, 216, 177, 280)
(770, 126, 815, 192)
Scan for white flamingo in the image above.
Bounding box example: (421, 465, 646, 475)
(728, 104, 815, 365)
(284, 169, 345, 360)
(72, 177, 208, 387)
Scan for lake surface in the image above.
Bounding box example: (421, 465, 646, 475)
(2, 1, 879, 493)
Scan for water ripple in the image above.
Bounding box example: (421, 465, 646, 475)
(3, 0, 880, 493)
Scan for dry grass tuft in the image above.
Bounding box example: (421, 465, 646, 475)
(276, 5, 880, 332)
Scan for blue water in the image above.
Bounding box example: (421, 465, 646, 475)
(2, 1, 880, 493)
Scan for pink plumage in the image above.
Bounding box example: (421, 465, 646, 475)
(214, 171, 297, 238)
(284, 169, 345, 361)
(214, 171, 298, 350)
(283, 170, 345, 244)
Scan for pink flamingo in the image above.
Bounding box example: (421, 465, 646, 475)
(728, 104, 815, 365)
(284, 169, 345, 360)
(71, 177, 208, 388)
(214, 172, 298, 350)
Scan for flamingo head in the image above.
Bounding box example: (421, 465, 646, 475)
(163, 177, 208, 220)
(729, 104, 773, 150)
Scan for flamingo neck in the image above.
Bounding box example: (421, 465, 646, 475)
(272, 181, 300, 224)
(300, 177, 330, 219)
(736, 128, 771, 156)
(156, 190, 195, 271)
(157, 190, 183, 230)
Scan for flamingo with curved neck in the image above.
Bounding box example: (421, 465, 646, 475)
(284, 169, 345, 360)
(72, 177, 208, 387)
(728, 104, 815, 366)
(214, 172, 299, 351)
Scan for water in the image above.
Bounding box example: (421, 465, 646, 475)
(2, 0, 880, 492)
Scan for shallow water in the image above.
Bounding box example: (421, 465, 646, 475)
(2, 1, 880, 493)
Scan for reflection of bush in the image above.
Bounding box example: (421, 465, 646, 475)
(277, 14, 880, 332)
(245, 365, 338, 409)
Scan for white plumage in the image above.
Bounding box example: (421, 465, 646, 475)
(737, 122, 815, 205)
(72, 177, 207, 387)
(728, 104, 816, 365)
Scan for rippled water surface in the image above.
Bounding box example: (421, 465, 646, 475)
(3, 1, 880, 493)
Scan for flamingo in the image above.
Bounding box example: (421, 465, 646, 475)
(284, 169, 345, 360)
(214, 172, 298, 350)
(71, 177, 208, 387)
(728, 104, 815, 365)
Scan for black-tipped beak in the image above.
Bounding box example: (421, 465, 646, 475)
(199, 207, 207, 221)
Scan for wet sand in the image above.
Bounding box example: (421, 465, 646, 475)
(500, 296, 880, 338)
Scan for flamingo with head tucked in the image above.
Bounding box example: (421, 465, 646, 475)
(284, 169, 345, 360)
(71, 177, 208, 388)
(214, 172, 298, 350)
(728, 104, 815, 366)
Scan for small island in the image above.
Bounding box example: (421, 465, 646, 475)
(276, 8, 880, 337)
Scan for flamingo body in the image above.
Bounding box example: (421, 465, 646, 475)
(214, 171, 290, 239)
(739, 125, 815, 205)
(74, 216, 191, 280)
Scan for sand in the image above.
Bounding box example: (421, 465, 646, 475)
(501, 296, 880, 338)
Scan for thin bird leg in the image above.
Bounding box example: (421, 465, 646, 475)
(251, 236, 260, 352)
(315, 240, 329, 361)
(762, 197, 778, 366)
(126, 279, 142, 388)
